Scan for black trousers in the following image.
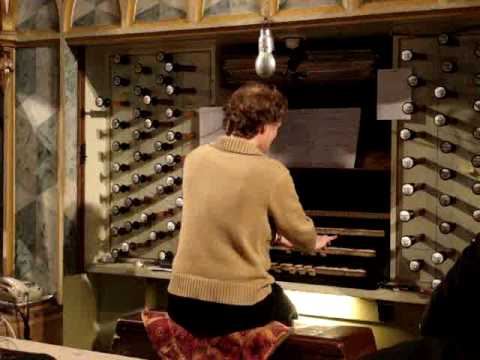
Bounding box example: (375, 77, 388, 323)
(167, 283, 297, 338)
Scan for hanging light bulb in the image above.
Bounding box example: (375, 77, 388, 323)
(255, 21, 276, 79)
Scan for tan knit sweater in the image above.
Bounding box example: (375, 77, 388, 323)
(168, 136, 317, 305)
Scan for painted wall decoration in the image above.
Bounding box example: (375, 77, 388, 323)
(135, 0, 188, 22)
(15, 47, 59, 294)
(63, 45, 80, 275)
(73, 0, 121, 27)
(16, 0, 59, 31)
(203, 0, 260, 16)
(279, 0, 341, 10)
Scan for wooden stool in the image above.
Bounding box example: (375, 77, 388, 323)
(112, 313, 376, 360)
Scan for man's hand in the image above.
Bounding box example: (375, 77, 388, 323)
(272, 234, 294, 249)
(315, 235, 338, 251)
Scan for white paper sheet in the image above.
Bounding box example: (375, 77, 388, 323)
(198, 106, 225, 145)
(199, 106, 361, 168)
(268, 108, 361, 168)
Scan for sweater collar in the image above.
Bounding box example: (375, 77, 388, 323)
(212, 136, 264, 156)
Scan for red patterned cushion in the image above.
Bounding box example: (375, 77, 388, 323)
(142, 310, 291, 360)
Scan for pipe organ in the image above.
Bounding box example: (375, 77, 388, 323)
(84, 45, 213, 272)
(393, 33, 480, 291)
(82, 32, 479, 298)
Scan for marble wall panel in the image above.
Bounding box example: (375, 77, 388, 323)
(135, 0, 187, 22)
(15, 47, 59, 294)
(278, 0, 341, 10)
(63, 45, 80, 275)
(16, 0, 59, 31)
(73, 0, 121, 27)
(203, 0, 260, 16)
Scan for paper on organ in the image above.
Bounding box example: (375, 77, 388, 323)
(198, 106, 225, 145)
(198, 106, 361, 168)
(269, 108, 361, 168)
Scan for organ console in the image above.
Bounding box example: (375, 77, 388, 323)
(401, 156, 422, 169)
(409, 259, 423, 272)
(433, 113, 448, 127)
(124, 196, 151, 208)
(112, 162, 130, 172)
(144, 119, 174, 129)
(112, 184, 130, 193)
(439, 168, 455, 180)
(401, 101, 415, 114)
(166, 176, 182, 186)
(431, 251, 448, 265)
(439, 194, 455, 207)
(112, 141, 130, 152)
(113, 54, 129, 65)
(134, 62, 152, 74)
(400, 234, 423, 248)
(433, 86, 449, 99)
(164, 62, 197, 73)
(95, 96, 111, 108)
(134, 108, 152, 119)
(441, 61, 457, 73)
(399, 128, 418, 141)
(166, 221, 180, 232)
(399, 209, 423, 222)
(439, 141, 455, 154)
(473, 127, 480, 139)
(154, 141, 174, 152)
(471, 155, 480, 168)
(406, 74, 424, 87)
(155, 74, 174, 85)
(132, 129, 152, 140)
(472, 209, 480, 222)
(439, 221, 455, 234)
(473, 100, 480, 112)
(154, 163, 174, 174)
(140, 212, 156, 224)
(84, 33, 480, 302)
(156, 52, 173, 63)
(401, 183, 423, 196)
(400, 49, 414, 62)
(166, 130, 195, 142)
(165, 85, 197, 96)
(113, 75, 129, 87)
(165, 107, 182, 119)
(112, 118, 130, 129)
(111, 205, 129, 216)
(131, 173, 151, 184)
(133, 151, 151, 162)
(175, 197, 184, 208)
(142, 95, 174, 106)
(165, 154, 183, 165)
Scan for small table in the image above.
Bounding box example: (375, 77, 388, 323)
(0, 337, 141, 360)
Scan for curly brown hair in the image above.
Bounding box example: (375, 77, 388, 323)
(223, 82, 288, 139)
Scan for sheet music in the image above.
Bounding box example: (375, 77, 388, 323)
(198, 107, 225, 145)
(268, 108, 361, 168)
(199, 106, 361, 168)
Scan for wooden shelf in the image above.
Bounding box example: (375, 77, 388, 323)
(88, 263, 429, 304)
(316, 227, 385, 238)
(278, 281, 430, 305)
(306, 210, 390, 220)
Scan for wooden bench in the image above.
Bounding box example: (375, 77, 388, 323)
(112, 313, 377, 359)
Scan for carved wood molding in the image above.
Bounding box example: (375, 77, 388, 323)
(0, 48, 13, 89)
